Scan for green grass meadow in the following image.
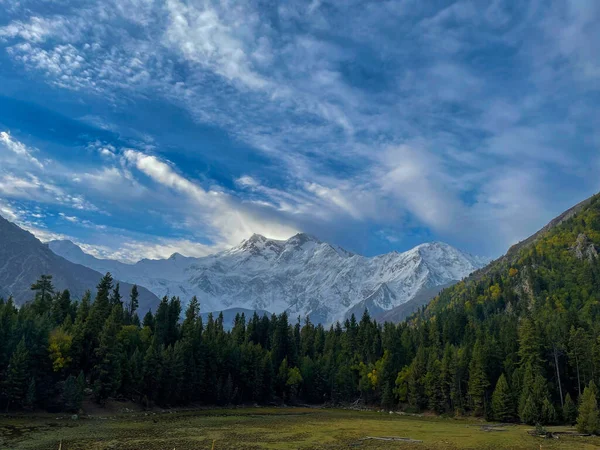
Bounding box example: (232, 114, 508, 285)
(1, 408, 599, 450)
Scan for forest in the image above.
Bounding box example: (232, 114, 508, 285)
(1, 195, 600, 434)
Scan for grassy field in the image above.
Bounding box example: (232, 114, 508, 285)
(1, 407, 599, 450)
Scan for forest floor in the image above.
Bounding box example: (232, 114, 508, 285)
(1, 406, 599, 450)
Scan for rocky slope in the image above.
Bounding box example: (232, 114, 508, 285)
(0, 215, 159, 310)
(49, 233, 486, 324)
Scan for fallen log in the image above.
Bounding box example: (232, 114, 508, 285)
(361, 436, 423, 443)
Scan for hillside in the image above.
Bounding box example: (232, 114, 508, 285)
(0, 215, 159, 311)
(386, 192, 600, 423)
(425, 193, 600, 317)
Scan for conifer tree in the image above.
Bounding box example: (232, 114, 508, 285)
(518, 318, 542, 369)
(52, 290, 71, 325)
(468, 339, 489, 416)
(126, 285, 139, 324)
(86, 274, 114, 360)
(93, 305, 123, 404)
(491, 374, 514, 422)
(143, 310, 154, 330)
(24, 378, 36, 411)
(110, 283, 122, 307)
(563, 393, 578, 425)
(143, 337, 163, 404)
(518, 363, 537, 423)
(520, 395, 538, 425)
(71, 291, 91, 372)
(425, 358, 444, 413)
(3, 338, 29, 410)
(223, 373, 235, 405)
(569, 327, 592, 397)
(541, 398, 558, 425)
(30, 275, 54, 313)
(577, 381, 600, 434)
(63, 375, 81, 412)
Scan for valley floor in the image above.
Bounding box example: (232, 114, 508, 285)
(1, 407, 599, 450)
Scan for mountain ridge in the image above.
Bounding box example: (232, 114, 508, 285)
(49, 232, 487, 324)
(0, 215, 159, 310)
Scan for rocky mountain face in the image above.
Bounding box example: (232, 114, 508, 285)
(49, 233, 487, 324)
(0, 215, 159, 310)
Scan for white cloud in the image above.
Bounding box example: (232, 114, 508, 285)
(0, 131, 44, 168)
(0, 200, 19, 222)
(102, 238, 217, 262)
(0, 16, 69, 43)
(59, 212, 79, 223)
(376, 145, 461, 231)
(164, 0, 269, 90)
(0, 0, 598, 258)
(304, 182, 363, 219)
(123, 149, 298, 245)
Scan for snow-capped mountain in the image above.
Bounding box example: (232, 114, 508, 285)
(48, 233, 487, 324)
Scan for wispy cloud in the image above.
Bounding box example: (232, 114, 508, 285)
(123, 148, 298, 245)
(0, 131, 44, 168)
(0, 0, 598, 257)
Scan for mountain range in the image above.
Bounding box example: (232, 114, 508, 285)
(48, 233, 487, 324)
(0, 215, 159, 310)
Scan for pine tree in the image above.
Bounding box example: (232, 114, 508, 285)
(440, 344, 456, 411)
(143, 310, 154, 330)
(569, 327, 592, 397)
(30, 274, 54, 313)
(86, 273, 114, 364)
(563, 393, 578, 425)
(143, 338, 163, 404)
(63, 375, 81, 412)
(71, 291, 91, 372)
(541, 398, 558, 425)
(110, 283, 122, 307)
(518, 318, 542, 369)
(520, 395, 538, 425)
(518, 363, 538, 423)
(223, 373, 235, 405)
(577, 381, 600, 434)
(532, 374, 553, 424)
(52, 289, 71, 325)
(491, 374, 514, 422)
(126, 285, 139, 324)
(3, 338, 29, 410)
(77, 371, 86, 400)
(425, 358, 444, 413)
(277, 358, 290, 400)
(468, 340, 489, 416)
(93, 305, 123, 404)
(24, 378, 36, 411)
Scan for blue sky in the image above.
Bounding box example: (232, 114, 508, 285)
(0, 0, 599, 262)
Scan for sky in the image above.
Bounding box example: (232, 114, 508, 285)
(0, 0, 599, 262)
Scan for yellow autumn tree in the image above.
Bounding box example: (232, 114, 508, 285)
(48, 328, 73, 372)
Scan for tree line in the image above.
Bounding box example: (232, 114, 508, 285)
(2, 195, 600, 434)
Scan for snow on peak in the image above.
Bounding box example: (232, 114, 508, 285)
(49, 234, 488, 324)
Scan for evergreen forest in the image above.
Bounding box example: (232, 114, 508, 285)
(2, 195, 600, 433)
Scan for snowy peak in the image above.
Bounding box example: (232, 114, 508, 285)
(411, 242, 487, 278)
(48, 233, 488, 324)
(286, 232, 321, 247)
(233, 233, 285, 259)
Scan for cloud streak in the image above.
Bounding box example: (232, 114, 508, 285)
(0, 0, 598, 258)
